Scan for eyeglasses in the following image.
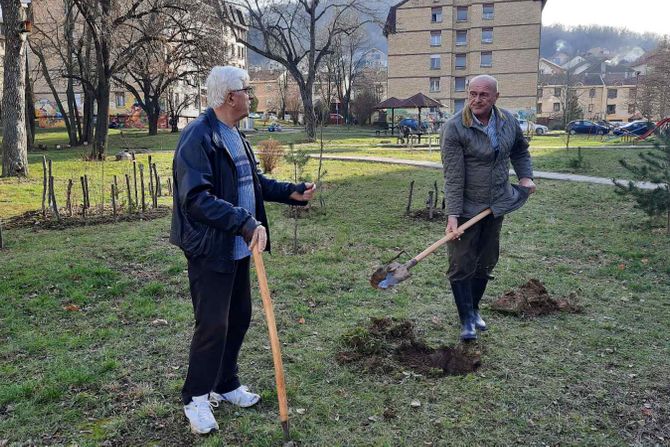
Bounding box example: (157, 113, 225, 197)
(231, 87, 254, 96)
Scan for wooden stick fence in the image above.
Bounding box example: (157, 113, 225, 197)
(31, 156, 170, 222)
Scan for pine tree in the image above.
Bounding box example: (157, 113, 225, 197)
(614, 135, 670, 232)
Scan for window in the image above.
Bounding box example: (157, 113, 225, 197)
(537, 87, 543, 98)
(430, 31, 441, 47)
(429, 77, 440, 92)
(481, 28, 493, 44)
(608, 89, 618, 99)
(589, 88, 596, 98)
(483, 3, 494, 20)
(455, 53, 466, 69)
(588, 104, 594, 112)
(455, 99, 465, 112)
(430, 55, 441, 70)
(431, 7, 442, 23)
(480, 51, 492, 67)
(455, 77, 466, 92)
(554, 87, 562, 97)
(628, 104, 636, 114)
(607, 104, 616, 114)
(456, 6, 468, 22)
(553, 103, 561, 112)
(456, 30, 467, 46)
(536, 103, 543, 114)
(115, 92, 125, 108)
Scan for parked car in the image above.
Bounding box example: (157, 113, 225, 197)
(398, 118, 430, 133)
(517, 119, 548, 135)
(612, 120, 655, 136)
(328, 113, 345, 125)
(566, 120, 610, 135)
(267, 123, 282, 132)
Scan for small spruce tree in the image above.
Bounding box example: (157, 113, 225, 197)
(614, 135, 670, 232)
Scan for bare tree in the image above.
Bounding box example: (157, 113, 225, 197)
(31, 0, 94, 146)
(330, 16, 369, 123)
(1, 0, 29, 177)
(71, 0, 183, 159)
(166, 88, 191, 133)
(208, 0, 379, 140)
(114, 2, 228, 135)
(638, 38, 670, 121)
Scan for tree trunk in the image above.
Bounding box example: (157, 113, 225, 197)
(93, 78, 110, 160)
(25, 60, 36, 151)
(1, 0, 28, 177)
(300, 88, 316, 141)
(147, 100, 159, 136)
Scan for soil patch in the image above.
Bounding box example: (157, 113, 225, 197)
(408, 208, 447, 221)
(2, 206, 170, 231)
(336, 317, 481, 376)
(491, 279, 582, 318)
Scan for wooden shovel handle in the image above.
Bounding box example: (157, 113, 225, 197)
(252, 250, 289, 427)
(413, 208, 493, 263)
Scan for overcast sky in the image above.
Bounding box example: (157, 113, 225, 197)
(543, 0, 669, 36)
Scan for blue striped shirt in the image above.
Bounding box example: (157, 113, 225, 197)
(217, 121, 256, 260)
(473, 109, 499, 153)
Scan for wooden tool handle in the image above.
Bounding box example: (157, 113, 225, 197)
(412, 208, 492, 263)
(252, 250, 289, 426)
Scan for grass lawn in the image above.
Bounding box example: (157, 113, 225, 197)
(1, 151, 669, 445)
(0, 128, 657, 219)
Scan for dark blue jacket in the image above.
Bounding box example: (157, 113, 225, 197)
(170, 108, 306, 272)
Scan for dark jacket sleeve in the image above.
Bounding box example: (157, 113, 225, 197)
(508, 116, 534, 180)
(175, 129, 258, 237)
(441, 120, 465, 216)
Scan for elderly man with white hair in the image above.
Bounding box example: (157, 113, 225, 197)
(170, 66, 316, 434)
(441, 74, 536, 341)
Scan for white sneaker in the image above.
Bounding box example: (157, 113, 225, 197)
(210, 385, 260, 408)
(184, 394, 219, 434)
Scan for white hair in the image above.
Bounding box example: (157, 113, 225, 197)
(469, 74, 498, 93)
(206, 66, 250, 109)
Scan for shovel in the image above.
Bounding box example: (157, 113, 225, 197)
(370, 208, 492, 290)
(252, 249, 290, 441)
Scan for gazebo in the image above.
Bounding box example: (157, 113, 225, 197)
(374, 97, 404, 134)
(375, 94, 444, 135)
(398, 93, 444, 132)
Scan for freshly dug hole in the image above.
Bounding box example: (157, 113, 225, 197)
(336, 317, 480, 376)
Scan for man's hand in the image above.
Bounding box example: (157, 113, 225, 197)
(519, 177, 537, 194)
(289, 182, 316, 201)
(446, 215, 463, 238)
(249, 225, 267, 253)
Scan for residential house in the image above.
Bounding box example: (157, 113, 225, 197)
(384, 0, 546, 114)
(537, 55, 642, 123)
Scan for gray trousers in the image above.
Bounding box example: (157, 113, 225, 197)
(447, 214, 504, 282)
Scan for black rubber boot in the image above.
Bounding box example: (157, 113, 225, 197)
(450, 280, 477, 341)
(471, 277, 489, 331)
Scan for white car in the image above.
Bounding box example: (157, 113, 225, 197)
(518, 119, 549, 135)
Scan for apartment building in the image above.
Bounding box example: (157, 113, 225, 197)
(384, 0, 546, 114)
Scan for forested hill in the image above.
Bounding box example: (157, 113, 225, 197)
(540, 24, 662, 62)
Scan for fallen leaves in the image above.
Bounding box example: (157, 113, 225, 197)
(63, 303, 81, 312)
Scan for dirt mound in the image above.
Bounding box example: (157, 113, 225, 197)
(491, 279, 582, 318)
(2, 206, 170, 231)
(336, 317, 480, 376)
